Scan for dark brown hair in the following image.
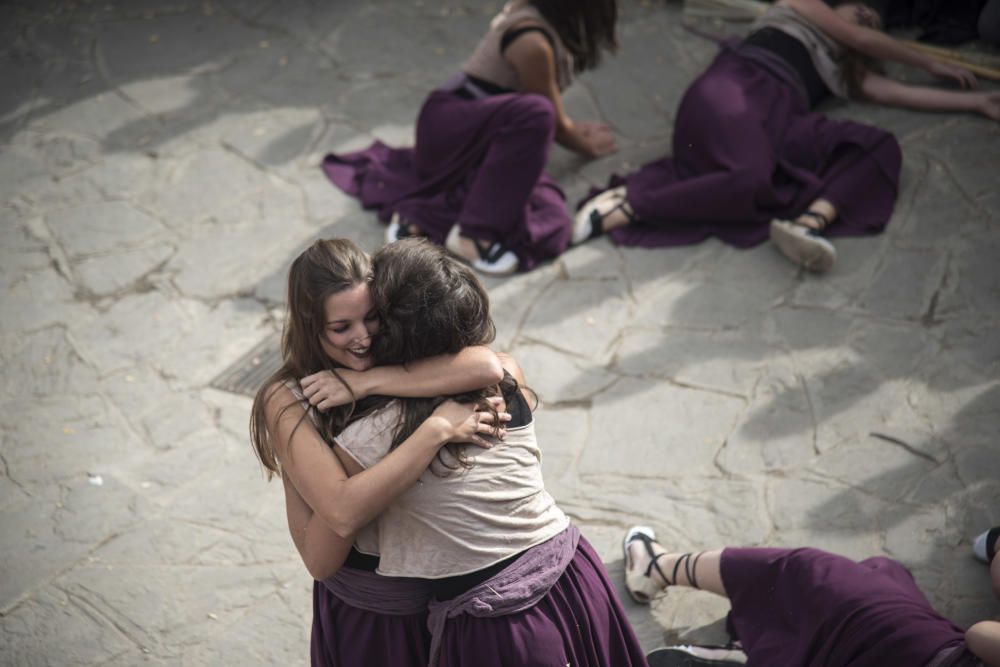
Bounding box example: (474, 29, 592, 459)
(249, 238, 372, 479)
(369, 239, 505, 468)
(832, 1, 884, 97)
(531, 0, 619, 73)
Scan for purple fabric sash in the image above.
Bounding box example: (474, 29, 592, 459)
(322, 567, 432, 616)
(425, 524, 581, 667)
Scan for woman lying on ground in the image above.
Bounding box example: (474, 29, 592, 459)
(623, 525, 1000, 667)
(575, 0, 1000, 272)
(249, 238, 510, 666)
(299, 239, 647, 666)
(323, 0, 619, 275)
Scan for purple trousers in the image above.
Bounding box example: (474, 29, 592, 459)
(310, 577, 430, 666)
(322, 87, 572, 271)
(588, 46, 902, 248)
(436, 536, 648, 667)
(721, 547, 967, 667)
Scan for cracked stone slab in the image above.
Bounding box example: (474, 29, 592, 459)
(579, 377, 745, 478)
(46, 200, 170, 259)
(0, 586, 135, 666)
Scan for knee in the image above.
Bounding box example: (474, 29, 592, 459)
(727, 165, 772, 203)
(507, 93, 556, 135)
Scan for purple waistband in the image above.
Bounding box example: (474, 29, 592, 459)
(425, 523, 582, 667)
(322, 567, 432, 616)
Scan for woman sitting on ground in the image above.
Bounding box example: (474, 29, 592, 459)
(323, 0, 619, 275)
(623, 525, 1000, 666)
(575, 0, 1000, 272)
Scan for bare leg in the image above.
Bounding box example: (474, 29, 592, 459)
(797, 198, 838, 232)
(627, 538, 728, 597)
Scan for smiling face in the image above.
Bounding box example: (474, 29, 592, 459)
(320, 283, 379, 371)
(835, 2, 882, 30)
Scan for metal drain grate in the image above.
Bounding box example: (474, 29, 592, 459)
(211, 331, 282, 397)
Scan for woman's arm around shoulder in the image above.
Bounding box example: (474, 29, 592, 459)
(301, 346, 504, 412)
(503, 29, 616, 158)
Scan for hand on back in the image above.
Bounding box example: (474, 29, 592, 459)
(429, 396, 511, 449)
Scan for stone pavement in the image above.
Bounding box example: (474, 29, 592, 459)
(1, 0, 998, 663)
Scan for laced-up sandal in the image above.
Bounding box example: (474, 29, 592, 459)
(444, 224, 519, 276)
(623, 525, 671, 604)
(573, 186, 636, 245)
(385, 212, 425, 245)
(769, 210, 837, 273)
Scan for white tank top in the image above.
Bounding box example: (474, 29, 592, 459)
(335, 400, 569, 578)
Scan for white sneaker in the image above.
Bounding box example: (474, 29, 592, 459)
(444, 225, 518, 276)
(384, 212, 409, 244)
(572, 186, 627, 245)
(769, 218, 836, 272)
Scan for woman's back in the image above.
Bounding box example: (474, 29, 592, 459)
(335, 390, 568, 579)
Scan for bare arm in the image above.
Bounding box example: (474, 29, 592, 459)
(301, 346, 505, 412)
(268, 384, 500, 538)
(967, 621, 1000, 666)
(503, 30, 616, 158)
(282, 473, 354, 580)
(778, 0, 977, 88)
(861, 72, 1000, 120)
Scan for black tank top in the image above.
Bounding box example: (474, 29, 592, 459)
(744, 27, 831, 108)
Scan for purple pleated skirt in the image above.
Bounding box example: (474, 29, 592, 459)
(435, 536, 648, 667)
(721, 547, 966, 667)
(310, 578, 430, 667)
(322, 86, 572, 271)
(587, 46, 902, 248)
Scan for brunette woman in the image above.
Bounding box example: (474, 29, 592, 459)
(323, 0, 619, 275)
(575, 0, 1000, 272)
(249, 238, 509, 665)
(301, 239, 648, 666)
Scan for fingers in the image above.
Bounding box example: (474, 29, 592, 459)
(466, 435, 492, 449)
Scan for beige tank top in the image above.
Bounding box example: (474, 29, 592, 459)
(335, 400, 569, 578)
(284, 380, 381, 556)
(462, 2, 574, 92)
(752, 5, 849, 98)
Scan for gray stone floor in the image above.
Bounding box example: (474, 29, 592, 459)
(1, 0, 999, 664)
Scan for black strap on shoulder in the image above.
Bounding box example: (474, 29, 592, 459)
(499, 25, 556, 54)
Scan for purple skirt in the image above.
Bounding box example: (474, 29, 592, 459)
(322, 87, 571, 271)
(721, 547, 966, 667)
(310, 578, 430, 667)
(435, 536, 647, 667)
(589, 46, 902, 248)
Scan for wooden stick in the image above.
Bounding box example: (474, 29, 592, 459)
(903, 40, 1000, 70)
(916, 52, 1000, 81)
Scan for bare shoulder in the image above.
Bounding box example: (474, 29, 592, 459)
(502, 26, 555, 70)
(496, 352, 527, 385)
